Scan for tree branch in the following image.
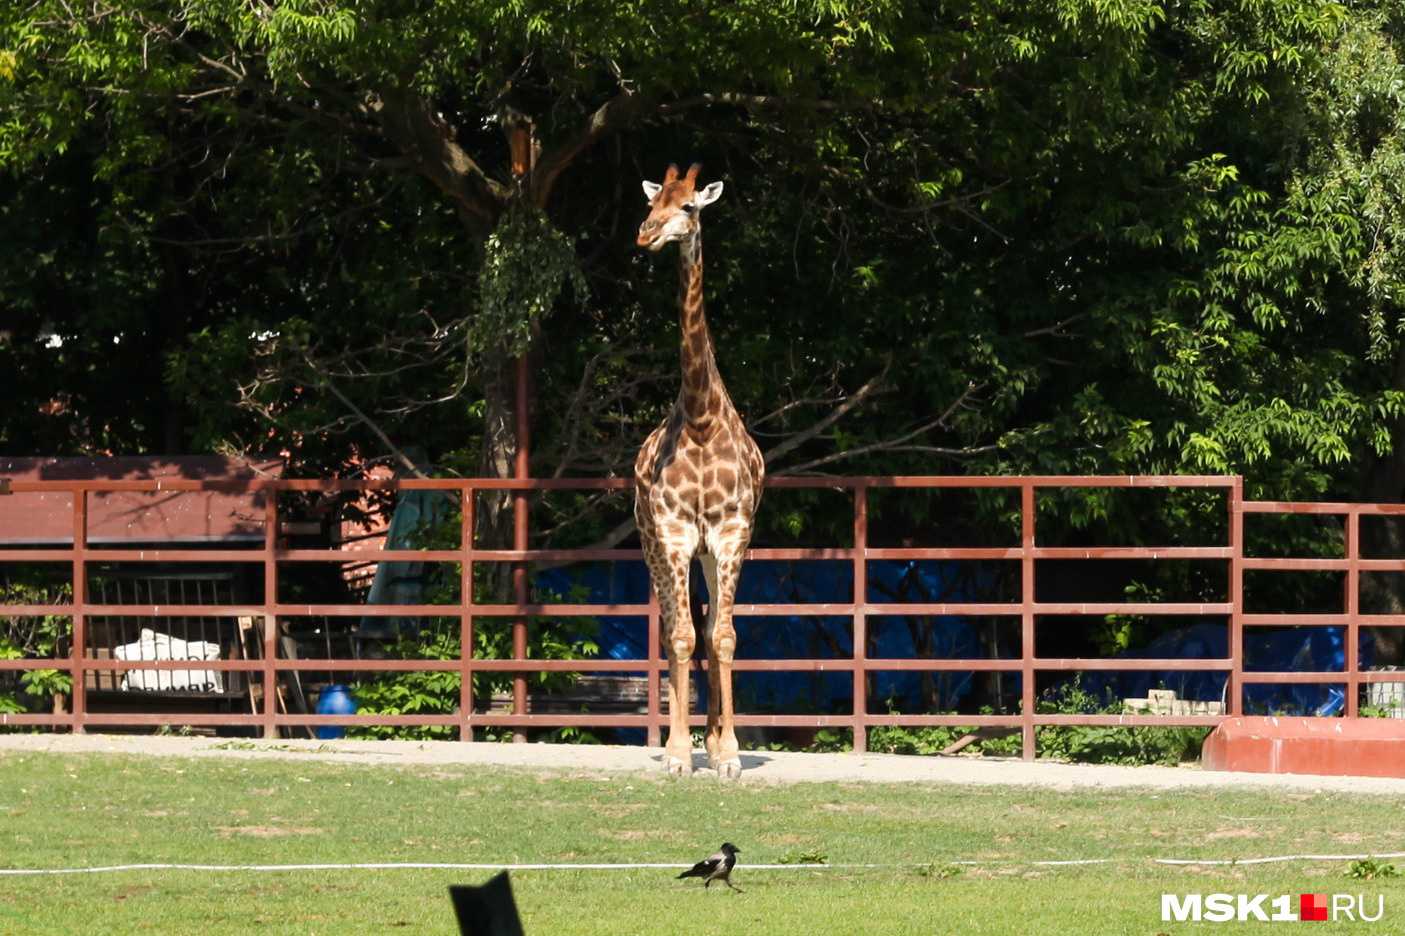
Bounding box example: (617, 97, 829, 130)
(1023, 312, 1088, 339)
(554, 378, 994, 552)
(530, 90, 646, 206)
(657, 92, 857, 113)
(760, 370, 893, 465)
(292, 342, 433, 480)
(771, 380, 988, 476)
(368, 89, 511, 232)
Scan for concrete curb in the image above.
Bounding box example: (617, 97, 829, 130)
(7, 733, 1405, 793)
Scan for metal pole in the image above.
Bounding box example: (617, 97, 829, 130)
(512, 355, 530, 743)
(1344, 508, 1360, 717)
(851, 483, 869, 754)
(1020, 481, 1037, 761)
(1227, 478, 1244, 717)
(261, 490, 280, 738)
(647, 589, 662, 749)
(460, 485, 477, 740)
(510, 120, 533, 744)
(69, 487, 89, 734)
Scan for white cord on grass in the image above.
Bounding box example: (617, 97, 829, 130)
(5, 852, 1405, 876)
(1154, 851, 1405, 867)
(0, 862, 822, 876)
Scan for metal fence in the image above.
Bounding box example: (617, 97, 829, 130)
(2, 474, 1403, 760)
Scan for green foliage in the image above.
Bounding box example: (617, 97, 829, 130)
(1345, 856, 1401, 880)
(348, 609, 602, 742)
(778, 849, 828, 865)
(806, 727, 853, 753)
(347, 618, 463, 741)
(341, 494, 599, 740)
(842, 688, 1208, 766)
(8, 0, 1405, 575)
(868, 707, 969, 756)
(349, 553, 601, 740)
(475, 207, 588, 358)
(1031, 678, 1211, 766)
(0, 573, 73, 717)
(1094, 583, 1161, 657)
(913, 862, 965, 878)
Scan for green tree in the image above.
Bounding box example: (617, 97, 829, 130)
(7, 0, 1405, 575)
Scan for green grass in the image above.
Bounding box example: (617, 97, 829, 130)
(3, 749, 1405, 934)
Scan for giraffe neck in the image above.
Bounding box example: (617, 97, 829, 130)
(677, 232, 725, 429)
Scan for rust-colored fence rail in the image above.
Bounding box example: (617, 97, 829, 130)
(2, 475, 1403, 760)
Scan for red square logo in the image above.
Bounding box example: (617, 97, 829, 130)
(1301, 894, 1328, 922)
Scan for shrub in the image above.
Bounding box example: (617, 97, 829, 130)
(1032, 677, 1210, 766)
(0, 573, 73, 720)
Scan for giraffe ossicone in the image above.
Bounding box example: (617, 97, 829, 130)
(634, 163, 765, 779)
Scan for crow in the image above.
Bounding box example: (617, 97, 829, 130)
(677, 843, 742, 892)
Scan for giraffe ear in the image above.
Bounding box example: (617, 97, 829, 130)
(641, 180, 663, 202)
(694, 181, 724, 207)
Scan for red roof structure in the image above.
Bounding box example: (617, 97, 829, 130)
(0, 456, 283, 545)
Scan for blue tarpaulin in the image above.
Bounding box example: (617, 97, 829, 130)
(536, 559, 985, 717)
(1069, 622, 1375, 716)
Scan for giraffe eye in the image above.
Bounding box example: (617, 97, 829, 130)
(681, 203, 697, 214)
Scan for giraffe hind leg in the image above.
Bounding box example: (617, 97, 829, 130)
(645, 532, 699, 776)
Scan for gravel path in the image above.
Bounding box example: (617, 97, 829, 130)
(5, 733, 1405, 794)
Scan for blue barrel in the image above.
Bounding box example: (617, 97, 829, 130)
(316, 684, 357, 739)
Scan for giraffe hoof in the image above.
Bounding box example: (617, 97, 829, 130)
(714, 758, 742, 780)
(662, 755, 694, 777)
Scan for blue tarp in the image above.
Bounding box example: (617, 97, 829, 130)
(1070, 622, 1376, 716)
(536, 559, 986, 716)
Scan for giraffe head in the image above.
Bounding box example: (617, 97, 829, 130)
(637, 163, 724, 252)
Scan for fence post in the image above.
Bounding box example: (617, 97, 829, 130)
(1227, 477, 1244, 717)
(512, 357, 531, 744)
(460, 484, 476, 741)
(647, 591, 662, 749)
(69, 487, 89, 734)
(851, 482, 869, 754)
(260, 489, 280, 739)
(1344, 507, 1361, 717)
(1020, 480, 1036, 761)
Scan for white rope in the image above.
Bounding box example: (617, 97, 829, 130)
(0, 862, 825, 876)
(1153, 851, 1405, 867)
(4, 853, 1405, 876)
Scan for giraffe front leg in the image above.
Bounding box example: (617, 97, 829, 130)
(700, 552, 742, 780)
(663, 643, 695, 776)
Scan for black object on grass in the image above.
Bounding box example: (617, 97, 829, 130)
(449, 871, 526, 936)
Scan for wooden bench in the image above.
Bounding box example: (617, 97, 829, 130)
(83, 614, 263, 733)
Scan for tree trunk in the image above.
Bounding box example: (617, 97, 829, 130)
(475, 343, 520, 602)
(1357, 339, 1405, 665)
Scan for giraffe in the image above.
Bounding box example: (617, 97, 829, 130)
(635, 164, 764, 779)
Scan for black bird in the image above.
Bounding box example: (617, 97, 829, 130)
(678, 843, 742, 892)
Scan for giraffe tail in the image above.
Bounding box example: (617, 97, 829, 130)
(689, 581, 706, 659)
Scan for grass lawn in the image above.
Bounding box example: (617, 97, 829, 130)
(2, 746, 1404, 935)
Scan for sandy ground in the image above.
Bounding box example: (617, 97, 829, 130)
(4, 733, 1405, 794)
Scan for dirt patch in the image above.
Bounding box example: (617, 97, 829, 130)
(1204, 826, 1263, 841)
(1333, 831, 1375, 844)
(609, 829, 678, 841)
(215, 825, 324, 838)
